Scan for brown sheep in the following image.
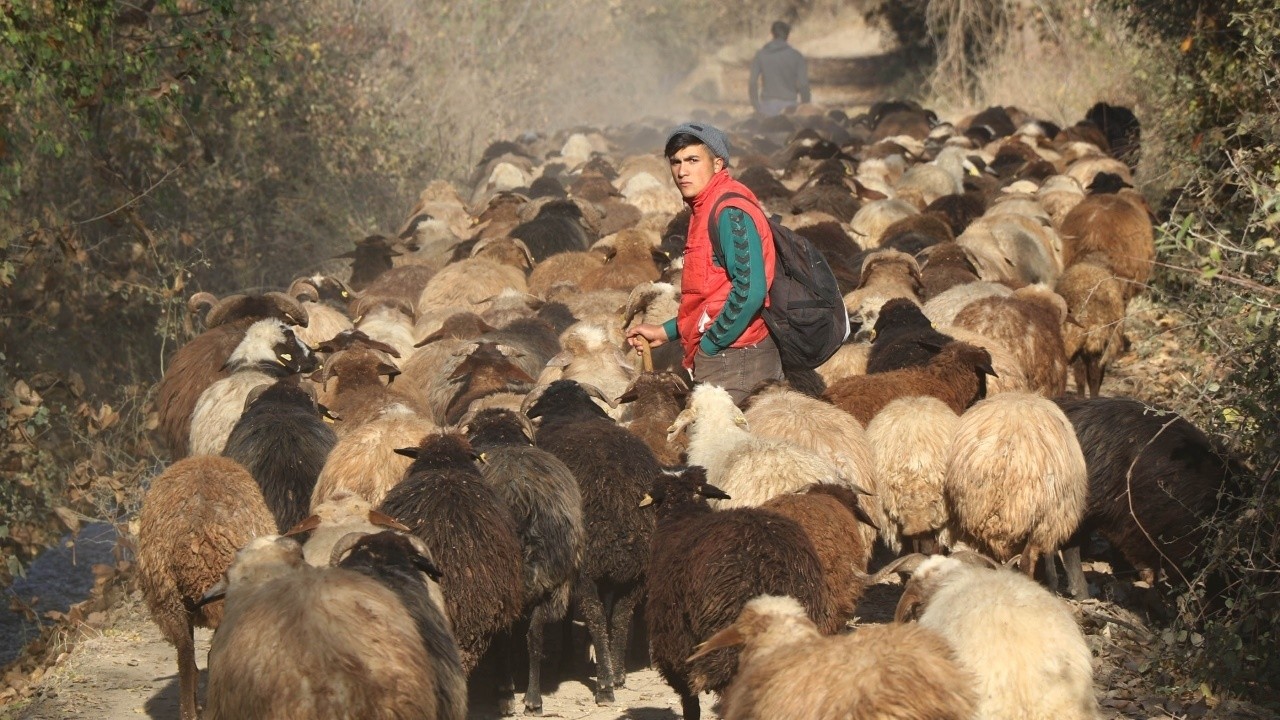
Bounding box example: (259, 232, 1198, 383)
(950, 284, 1070, 398)
(1060, 191, 1155, 300)
(823, 341, 996, 426)
(137, 456, 276, 720)
(761, 484, 873, 627)
(1055, 259, 1126, 396)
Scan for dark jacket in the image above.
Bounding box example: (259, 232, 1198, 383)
(749, 39, 811, 108)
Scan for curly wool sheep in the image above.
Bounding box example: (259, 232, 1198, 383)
(824, 341, 996, 426)
(1055, 259, 1126, 397)
(188, 318, 318, 457)
(1055, 396, 1237, 598)
(137, 456, 276, 720)
(1059, 191, 1154, 299)
(523, 379, 659, 703)
(310, 405, 438, 511)
(464, 408, 586, 714)
(690, 595, 977, 720)
(950, 284, 1070, 398)
(864, 395, 960, 553)
(155, 291, 307, 460)
(760, 485, 874, 626)
(943, 392, 1088, 575)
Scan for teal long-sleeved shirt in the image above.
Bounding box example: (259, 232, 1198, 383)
(662, 206, 769, 355)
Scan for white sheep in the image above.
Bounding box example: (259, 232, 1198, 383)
(864, 395, 959, 553)
(943, 392, 1088, 575)
(667, 384, 865, 508)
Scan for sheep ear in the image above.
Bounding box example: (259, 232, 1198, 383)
(698, 483, 732, 500)
(317, 403, 342, 423)
(195, 578, 228, 608)
(368, 510, 411, 533)
(687, 625, 745, 662)
(977, 362, 998, 378)
(284, 514, 321, 537)
(378, 362, 402, 380)
(638, 493, 655, 508)
(1064, 313, 1084, 328)
(917, 338, 945, 353)
(393, 447, 419, 459)
(666, 410, 694, 443)
(413, 554, 444, 581)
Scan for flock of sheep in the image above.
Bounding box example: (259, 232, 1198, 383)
(135, 99, 1239, 719)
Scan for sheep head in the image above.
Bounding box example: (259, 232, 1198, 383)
(443, 342, 536, 425)
(639, 466, 730, 510)
(314, 328, 402, 358)
(861, 552, 998, 623)
(204, 291, 310, 329)
(330, 530, 443, 582)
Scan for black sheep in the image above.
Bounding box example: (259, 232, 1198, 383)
(865, 298, 955, 373)
(465, 408, 585, 714)
(924, 192, 987, 237)
(379, 433, 523, 677)
(1054, 396, 1238, 599)
(643, 466, 831, 720)
(795, 222, 862, 294)
(510, 213, 592, 263)
(523, 379, 660, 705)
(222, 379, 337, 532)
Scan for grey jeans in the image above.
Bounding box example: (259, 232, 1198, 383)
(693, 335, 785, 405)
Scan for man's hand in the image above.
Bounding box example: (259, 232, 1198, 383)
(626, 324, 669, 353)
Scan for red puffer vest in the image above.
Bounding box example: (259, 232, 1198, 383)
(677, 170, 776, 369)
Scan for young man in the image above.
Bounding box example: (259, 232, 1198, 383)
(749, 21, 811, 117)
(625, 123, 784, 404)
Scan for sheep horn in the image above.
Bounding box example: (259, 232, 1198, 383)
(519, 384, 551, 416)
(204, 293, 248, 328)
(187, 292, 219, 323)
(951, 550, 1000, 569)
(580, 382, 618, 409)
(329, 531, 370, 566)
(288, 277, 320, 302)
(195, 578, 228, 608)
(862, 553, 929, 585)
(265, 291, 310, 328)
(666, 409, 694, 443)
(509, 237, 535, 269)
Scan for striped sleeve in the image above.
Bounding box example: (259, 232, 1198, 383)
(701, 206, 768, 354)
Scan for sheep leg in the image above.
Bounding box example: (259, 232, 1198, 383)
(574, 578, 616, 704)
(523, 603, 549, 715)
(1072, 359, 1088, 395)
(606, 584, 640, 689)
(1086, 356, 1105, 397)
(495, 628, 517, 716)
(1062, 544, 1089, 599)
(1021, 543, 1041, 579)
(176, 623, 199, 720)
(679, 688, 701, 720)
(1043, 549, 1061, 594)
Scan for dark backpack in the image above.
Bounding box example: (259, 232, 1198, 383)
(709, 192, 850, 369)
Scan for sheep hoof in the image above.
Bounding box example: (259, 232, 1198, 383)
(594, 688, 616, 705)
(523, 701, 544, 716)
(497, 696, 516, 716)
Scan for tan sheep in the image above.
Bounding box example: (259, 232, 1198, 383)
(690, 595, 977, 720)
(943, 392, 1088, 575)
(1060, 191, 1155, 300)
(949, 284, 1071, 397)
(864, 395, 960, 553)
(310, 405, 438, 509)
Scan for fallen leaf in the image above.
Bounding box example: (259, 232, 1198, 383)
(53, 506, 81, 534)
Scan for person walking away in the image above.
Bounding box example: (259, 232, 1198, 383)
(626, 123, 784, 405)
(749, 21, 811, 117)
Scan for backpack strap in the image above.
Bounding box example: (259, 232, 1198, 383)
(706, 191, 756, 269)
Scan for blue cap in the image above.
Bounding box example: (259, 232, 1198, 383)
(667, 122, 731, 166)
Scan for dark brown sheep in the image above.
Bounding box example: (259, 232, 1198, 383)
(824, 341, 996, 426)
(644, 467, 831, 720)
(760, 484, 872, 627)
